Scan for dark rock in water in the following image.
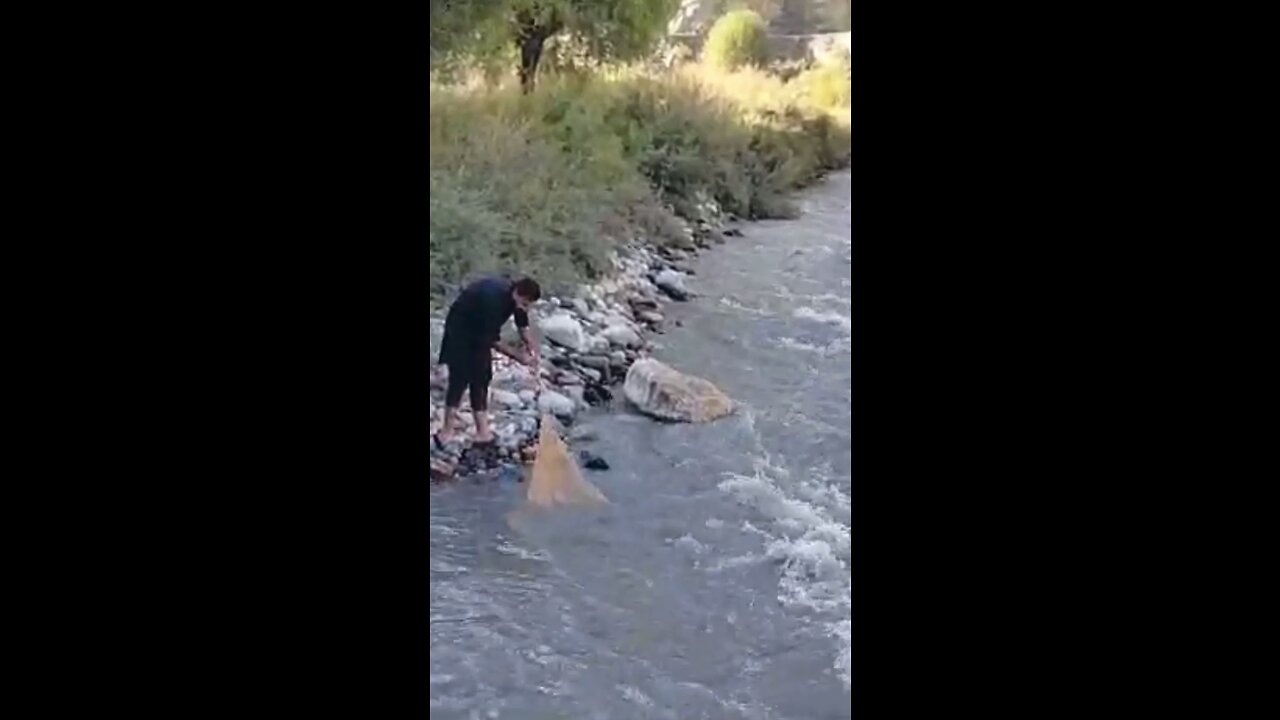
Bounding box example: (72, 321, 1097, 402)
(569, 426, 599, 443)
(578, 451, 610, 471)
(551, 355, 575, 369)
(724, 227, 744, 238)
(629, 297, 660, 313)
(584, 383, 613, 406)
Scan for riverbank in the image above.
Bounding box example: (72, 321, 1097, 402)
(429, 232, 730, 480)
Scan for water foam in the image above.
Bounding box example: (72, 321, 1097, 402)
(718, 460, 851, 690)
(718, 296, 775, 317)
(777, 336, 848, 357)
(794, 306, 851, 335)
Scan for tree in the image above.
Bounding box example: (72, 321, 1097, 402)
(431, 0, 510, 61)
(435, 0, 678, 92)
(517, 0, 680, 91)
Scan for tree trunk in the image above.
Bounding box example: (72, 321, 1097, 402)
(514, 12, 560, 94)
(518, 31, 548, 93)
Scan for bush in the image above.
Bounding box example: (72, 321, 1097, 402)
(795, 55, 851, 112)
(703, 10, 768, 71)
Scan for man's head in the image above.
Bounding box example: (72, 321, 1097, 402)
(512, 277, 541, 311)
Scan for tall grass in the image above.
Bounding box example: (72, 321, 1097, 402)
(429, 63, 850, 300)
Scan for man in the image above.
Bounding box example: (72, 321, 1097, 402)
(434, 276, 541, 446)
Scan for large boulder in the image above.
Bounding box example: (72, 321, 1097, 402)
(624, 359, 735, 423)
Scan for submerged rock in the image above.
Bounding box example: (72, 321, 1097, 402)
(578, 451, 610, 471)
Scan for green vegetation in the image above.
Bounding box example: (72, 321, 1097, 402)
(429, 3, 852, 302)
(431, 0, 678, 91)
(703, 10, 769, 70)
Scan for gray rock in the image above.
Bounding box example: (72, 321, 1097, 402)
(638, 311, 665, 325)
(569, 426, 599, 443)
(578, 355, 612, 370)
(490, 389, 522, 409)
(540, 313, 587, 352)
(603, 324, 643, 348)
(579, 367, 603, 383)
(655, 270, 690, 301)
(563, 384, 586, 408)
(538, 391, 577, 419)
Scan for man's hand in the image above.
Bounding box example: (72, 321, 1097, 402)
(519, 327, 540, 369)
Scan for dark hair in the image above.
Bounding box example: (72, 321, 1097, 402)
(513, 277, 542, 302)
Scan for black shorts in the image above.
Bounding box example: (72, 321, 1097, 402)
(438, 330, 493, 411)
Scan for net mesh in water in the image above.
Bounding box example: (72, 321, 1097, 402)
(526, 413, 608, 507)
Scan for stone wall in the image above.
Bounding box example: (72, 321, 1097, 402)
(668, 0, 850, 36)
(667, 30, 849, 65)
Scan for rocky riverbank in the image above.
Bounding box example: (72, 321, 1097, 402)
(430, 214, 740, 481)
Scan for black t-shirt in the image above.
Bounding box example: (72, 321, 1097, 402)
(444, 277, 529, 349)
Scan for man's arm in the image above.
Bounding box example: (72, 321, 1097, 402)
(512, 308, 538, 367)
(518, 326, 539, 364)
(493, 341, 526, 362)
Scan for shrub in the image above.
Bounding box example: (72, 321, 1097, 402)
(703, 10, 768, 71)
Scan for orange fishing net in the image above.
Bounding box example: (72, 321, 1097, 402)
(526, 413, 607, 507)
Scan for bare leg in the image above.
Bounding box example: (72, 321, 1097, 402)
(474, 409, 494, 444)
(439, 406, 460, 442)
